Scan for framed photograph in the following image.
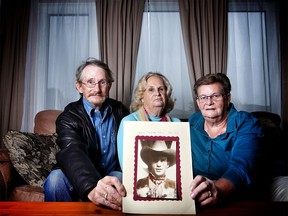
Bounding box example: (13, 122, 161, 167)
(122, 121, 195, 214)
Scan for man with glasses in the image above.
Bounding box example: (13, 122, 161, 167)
(188, 73, 264, 207)
(44, 58, 129, 211)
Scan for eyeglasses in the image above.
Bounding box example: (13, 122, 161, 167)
(196, 93, 228, 103)
(81, 79, 109, 88)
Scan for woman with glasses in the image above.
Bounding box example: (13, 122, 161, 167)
(189, 73, 264, 207)
(117, 72, 180, 169)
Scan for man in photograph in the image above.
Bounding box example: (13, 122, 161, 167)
(136, 140, 177, 199)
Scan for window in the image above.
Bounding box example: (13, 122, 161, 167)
(22, 0, 99, 131)
(227, 2, 281, 115)
(135, 1, 194, 119)
(135, 0, 281, 119)
(22, 0, 281, 132)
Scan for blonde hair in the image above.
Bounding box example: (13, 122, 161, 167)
(130, 72, 175, 114)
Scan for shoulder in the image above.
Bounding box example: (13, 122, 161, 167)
(228, 104, 263, 133)
(58, 98, 84, 120)
(165, 178, 176, 188)
(56, 99, 90, 131)
(171, 117, 181, 122)
(137, 177, 149, 189)
(188, 111, 203, 125)
(55, 99, 93, 144)
(64, 98, 82, 110)
(121, 112, 140, 121)
(229, 104, 258, 124)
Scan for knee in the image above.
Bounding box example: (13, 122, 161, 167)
(44, 169, 65, 189)
(271, 176, 288, 201)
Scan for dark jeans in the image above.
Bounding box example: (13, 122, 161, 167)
(43, 169, 122, 201)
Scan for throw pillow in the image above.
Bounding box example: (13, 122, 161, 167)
(3, 131, 59, 187)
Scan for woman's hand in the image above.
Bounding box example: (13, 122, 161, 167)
(190, 175, 219, 206)
(88, 176, 126, 211)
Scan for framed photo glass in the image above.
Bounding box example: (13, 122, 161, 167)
(122, 121, 196, 214)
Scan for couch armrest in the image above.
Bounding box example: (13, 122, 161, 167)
(34, 110, 62, 134)
(0, 149, 13, 200)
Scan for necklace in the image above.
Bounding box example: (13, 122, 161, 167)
(149, 172, 166, 185)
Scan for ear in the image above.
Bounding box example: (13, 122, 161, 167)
(75, 81, 83, 94)
(227, 93, 231, 104)
(196, 98, 200, 107)
(107, 82, 112, 91)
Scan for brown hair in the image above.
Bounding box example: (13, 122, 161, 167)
(193, 73, 231, 97)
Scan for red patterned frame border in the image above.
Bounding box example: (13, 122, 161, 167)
(133, 135, 182, 201)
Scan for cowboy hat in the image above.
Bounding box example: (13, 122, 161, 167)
(140, 140, 176, 166)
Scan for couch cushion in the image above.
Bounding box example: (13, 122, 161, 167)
(0, 149, 10, 162)
(3, 131, 59, 187)
(9, 185, 44, 202)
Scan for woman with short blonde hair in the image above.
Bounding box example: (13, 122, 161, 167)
(117, 72, 180, 169)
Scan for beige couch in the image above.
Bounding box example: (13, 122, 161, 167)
(0, 110, 62, 201)
(0, 110, 286, 202)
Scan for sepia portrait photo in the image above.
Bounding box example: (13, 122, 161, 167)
(122, 121, 195, 215)
(134, 137, 180, 200)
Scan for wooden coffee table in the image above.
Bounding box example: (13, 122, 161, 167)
(0, 201, 288, 215)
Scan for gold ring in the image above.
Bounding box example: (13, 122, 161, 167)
(103, 192, 108, 200)
(208, 191, 212, 198)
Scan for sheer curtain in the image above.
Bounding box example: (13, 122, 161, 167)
(227, 1, 281, 116)
(22, 0, 99, 132)
(20, 0, 282, 132)
(135, 0, 194, 119)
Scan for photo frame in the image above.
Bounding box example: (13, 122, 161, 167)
(122, 121, 195, 214)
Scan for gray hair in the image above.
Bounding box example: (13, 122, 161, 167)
(75, 57, 114, 83)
